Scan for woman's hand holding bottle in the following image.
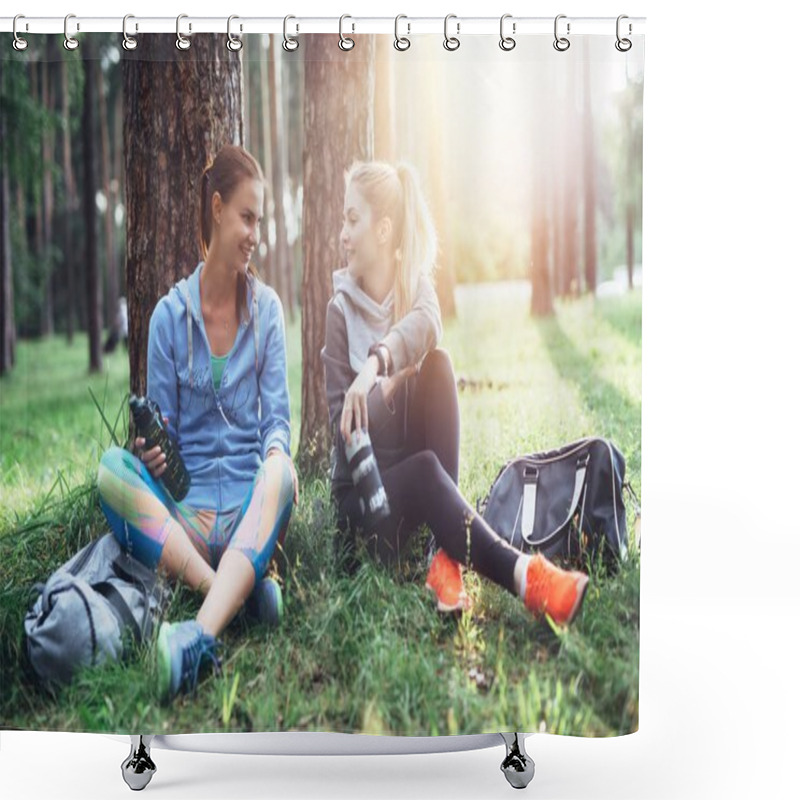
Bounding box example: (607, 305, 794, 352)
(135, 415, 169, 479)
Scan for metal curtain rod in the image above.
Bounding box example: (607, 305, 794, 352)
(0, 15, 646, 36)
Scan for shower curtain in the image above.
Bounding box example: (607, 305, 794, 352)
(0, 18, 644, 739)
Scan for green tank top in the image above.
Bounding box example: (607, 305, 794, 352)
(210, 349, 231, 391)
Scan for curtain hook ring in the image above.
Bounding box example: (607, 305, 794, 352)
(63, 13, 79, 51)
(12, 14, 28, 51)
(553, 14, 570, 51)
(615, 14, 632, 51)
(394, 14, 411, 51)
(499, 13, 516, 51)
(122, 14, 138, 51)
(443, 13, 460, 51)
(227, 15, 243, 51)
(176, 14, 191, 51)
(283, 15, 299, 51)
(339, 14, 355, 50)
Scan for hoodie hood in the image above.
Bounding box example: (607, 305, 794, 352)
(331, 267, 397, 373)
(332, 267, 395, 324)
(174, 260, 260, 388)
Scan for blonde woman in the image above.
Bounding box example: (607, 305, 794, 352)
(322, 160, 589, 627)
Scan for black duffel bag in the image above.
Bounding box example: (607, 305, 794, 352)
(476, 436, 635, 571)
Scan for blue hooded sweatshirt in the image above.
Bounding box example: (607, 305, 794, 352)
(146, 259, 291, 511)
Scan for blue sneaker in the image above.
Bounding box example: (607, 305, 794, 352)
(244, 575, 283, 628)
(156, 619, 222, 703)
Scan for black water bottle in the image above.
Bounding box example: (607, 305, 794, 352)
(129, 395, 191, 502)
(344, 427, 391, 525)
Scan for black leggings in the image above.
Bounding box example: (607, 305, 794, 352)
(335, 347, 521, 595)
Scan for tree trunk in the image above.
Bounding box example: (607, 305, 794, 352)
(423, 62, 456, 319)
(560, 62, 579, 298)
(41, 40, 57, 336)
(258, 41, 275, 289)
(0, 56, 14, 375)
(123, 33, 243, 402)
(582, 53, 598, 295)
(98, 57, 117, 331)
(62, 54, 77, 344)
(626, 203, 635, 290)
(531, 66, 554, 317)
(82, 38, 103, 373)
(374, 34, 395, 161)
(530, 159, 553, 317)
(244, 53, 261, 273)
(267, 35, 291, 320)
(299, 34, 374, 474)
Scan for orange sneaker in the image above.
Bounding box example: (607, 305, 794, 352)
(425, 549, 472, 613)
(523, 553, 589, 627)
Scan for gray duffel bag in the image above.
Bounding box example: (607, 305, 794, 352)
(23, 532, 171, 692)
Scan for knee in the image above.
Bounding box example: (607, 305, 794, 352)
(97, 445, 129, 494)
(410, 449, 448, 487)
(260, 451, 295, 505)
(420, 347, 455, 385)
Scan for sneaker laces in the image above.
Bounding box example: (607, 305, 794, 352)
(526, 556, 556, 610)
(179, 626, 222, 694)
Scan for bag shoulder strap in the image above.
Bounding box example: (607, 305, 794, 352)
(94, 581, 143, 645)
(522, 451, 590, 547)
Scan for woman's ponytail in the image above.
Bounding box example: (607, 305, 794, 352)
(199, 163, 214, 261)
(393, 162, 438, 322)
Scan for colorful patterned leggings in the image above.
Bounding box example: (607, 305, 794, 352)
(96, 446, 294, 581)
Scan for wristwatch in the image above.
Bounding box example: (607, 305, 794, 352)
(368, 342, 390, 377)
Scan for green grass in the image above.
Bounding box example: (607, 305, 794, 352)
(0, 282, 641, 737)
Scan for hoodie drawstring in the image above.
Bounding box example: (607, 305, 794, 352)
(179, 281, 260, 424)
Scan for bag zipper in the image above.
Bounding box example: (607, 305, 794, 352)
(65, 535, 103, 578)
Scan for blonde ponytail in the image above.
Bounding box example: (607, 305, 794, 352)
(393, 162, 438, 322)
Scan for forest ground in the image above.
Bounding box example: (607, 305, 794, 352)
(0, 281, 641, 737)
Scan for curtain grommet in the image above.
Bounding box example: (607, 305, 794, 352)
(394, 14, 411, 51)
(63, 13, 79, 51)
(12, 14, 29, 51)
(121, 14, 138, 51)
(499, 14, 516, 51)
(339, 14, 355, 51)
(553, 14, 570, 51)
(444, 14, 460, 51)
(176, 14, 191, 51)
(283, 15, 299, 51)
(227, 15, 243, 52)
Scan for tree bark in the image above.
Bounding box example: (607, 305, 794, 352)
(267, 35, 291, 320)
(373, 34, 395, 162)
(0, 56, 14, 374)
(61, 54, 78, 344)
(626, 203, 635, 290)
(123, 33, 243, 401)
(582, 53, 598, 295)
(258, 41, 275, 289)
(299, 34, 374, 474)
(98, 57, 118, 330)
(82, 37, 103, 373)
(560, 62, 579, 298)
(422, 62, 456, 319)
(41, 40, 57, 336)
(531, 65, 554, 317)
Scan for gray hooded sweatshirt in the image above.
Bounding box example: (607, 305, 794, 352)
(321, 267, 443, 500)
